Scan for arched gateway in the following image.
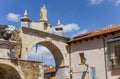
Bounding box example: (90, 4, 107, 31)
(19, 5, 70, 79)
(20, 27, 70, 78)
(0, 64, 21, 79)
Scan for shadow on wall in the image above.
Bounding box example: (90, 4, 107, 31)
(71, 38, 106, 53)
(81, 64, 89, 79)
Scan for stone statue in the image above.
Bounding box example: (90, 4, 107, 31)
(40, 5, 47, 21)
(1, 25, 15, 40)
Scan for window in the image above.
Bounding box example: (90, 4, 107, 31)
(115, 45, 120, 59)
(111, 45, 120, 68)
(79, 53, 86, 64)
(90, 67, 96, 79)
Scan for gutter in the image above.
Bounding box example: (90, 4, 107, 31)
(69, 44, 72, 79)
(101, 36, 108, 79)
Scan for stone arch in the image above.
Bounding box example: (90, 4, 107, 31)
(0, 63, 21, 79)
(28, 40, 64, 67)
(20, 27, 70, 79)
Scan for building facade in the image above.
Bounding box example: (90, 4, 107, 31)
(68, 25, 120, 79)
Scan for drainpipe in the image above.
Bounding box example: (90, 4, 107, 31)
(101, 36, 108, 79)
(68, 43, 72, 79)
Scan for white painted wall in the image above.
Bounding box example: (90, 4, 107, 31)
(70, 33, 120, 79)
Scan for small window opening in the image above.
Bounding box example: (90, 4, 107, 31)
(79, 53, 86, 64)
(44, 22, 48, 30)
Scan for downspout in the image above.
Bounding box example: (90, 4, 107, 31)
(68, 43, 72, 79)
(101, 36, 108, 79)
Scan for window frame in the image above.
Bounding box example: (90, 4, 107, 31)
(79, 52, 86, 65)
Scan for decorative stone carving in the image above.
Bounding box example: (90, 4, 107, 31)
(1, 25, 15, 40)
(40, 5, 47, 21)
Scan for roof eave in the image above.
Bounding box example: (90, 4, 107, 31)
(68, 30, 120, 43)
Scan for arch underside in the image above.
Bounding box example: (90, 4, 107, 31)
(0, 64, 21, 79)
(38, 41, 64, 67)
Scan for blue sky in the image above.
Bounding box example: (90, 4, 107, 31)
(28, 45, 55, 66)
(1, 0, 120, 66)
(1, 0, 120, 37)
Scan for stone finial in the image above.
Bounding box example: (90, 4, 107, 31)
(24, 9, 28, 17)
(55, 19, 63, 36)
(58, 19, 61, 27)
(21, 9, 29, 21)
(40, 5, 48, 21)
(20, 9, 29, 27)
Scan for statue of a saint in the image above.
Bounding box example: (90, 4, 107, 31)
(40, 5, 47, 21)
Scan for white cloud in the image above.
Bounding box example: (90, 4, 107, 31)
(115, 0, 120, 6)
(53, 23, 80, 33)
(61, 23, 80, 33)
(72, 29, 88, 37)
(28, 45, 55, 66)
(6, 13, 20, 22)
(89, 0, 104, 5)
(52, 23, 89, 37)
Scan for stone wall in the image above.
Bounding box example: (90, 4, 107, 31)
(0, 28, 42, 79)
(0, 58, 41, 79)
(18, 60, 40, 79)
(10, 28, 22, 58)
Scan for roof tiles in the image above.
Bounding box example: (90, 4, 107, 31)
(68, 25, 120, 43)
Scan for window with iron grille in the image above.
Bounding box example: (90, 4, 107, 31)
(111, 45, 120, 68)
(115, 45, 120, 58)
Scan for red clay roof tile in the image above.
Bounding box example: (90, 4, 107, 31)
(68, 24, 120, 43)
(44, 65, 56, 74)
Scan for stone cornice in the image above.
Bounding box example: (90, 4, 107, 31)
(21, 27, 70, 42)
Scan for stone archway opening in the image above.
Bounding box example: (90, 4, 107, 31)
(38, 41, 64, 68)
(28, 44, 56, 66)
(21, 27, 70, 79)
(28, 41, 65, 78)
(0, 64, 21, 79)
(28, 41, 64, 68)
